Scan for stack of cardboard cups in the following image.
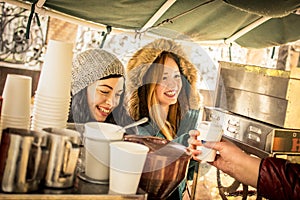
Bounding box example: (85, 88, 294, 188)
(31, 40, 73, 131)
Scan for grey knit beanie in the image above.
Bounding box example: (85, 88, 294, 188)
(71, 48, 124, 95)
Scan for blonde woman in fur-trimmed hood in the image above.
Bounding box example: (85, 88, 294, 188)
(126, 38, 201, 143)
(126, 39, 201, 199)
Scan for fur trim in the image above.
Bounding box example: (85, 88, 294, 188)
(126, 39, 200, 120)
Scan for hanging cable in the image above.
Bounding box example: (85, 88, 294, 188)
(271, 46, 276, 59)
(229, 43, 232, 61)
(26, 0, 41, 39)
(100, 26, 112, 48)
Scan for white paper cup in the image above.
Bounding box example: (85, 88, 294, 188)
(1, 117, 31, 130)
(36, 40, 73, 99)
(33, 96, 71, 106)
(34, 91, 71, 102)
(109, 141, 149, 195)
(196, 121, 223, 162)
(32, 104, 70, 115)
(32, 112, 69, 121)
(1, 114, 31, 121)
(1, 74, 32, 118)
(83, 122, 124, 180)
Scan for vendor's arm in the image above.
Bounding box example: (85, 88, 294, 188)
(258, 157, 300, 200)
(189, 130, 300, 199)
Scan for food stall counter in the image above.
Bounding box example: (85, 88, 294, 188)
(0, 176, 147, 200)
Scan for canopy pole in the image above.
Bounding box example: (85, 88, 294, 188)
(36, 0, 45, 8)
(140, 0, 176, 32)
(224, 16, 271, 45)
(2, 0, 128, 33)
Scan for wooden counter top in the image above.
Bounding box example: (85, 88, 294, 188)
(0, 175, 147, 200)
(0, 194, 146, 200)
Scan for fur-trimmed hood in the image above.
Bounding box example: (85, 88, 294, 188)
(126, 38, 200, 120)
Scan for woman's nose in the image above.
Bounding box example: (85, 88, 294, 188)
(105, 95, 114, 106)
(105, 98, 112, 106)
(166, 79, 177, 88)
(105, 94, 117, 107)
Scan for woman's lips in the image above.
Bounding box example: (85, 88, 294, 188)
(96, 105, 110, 116)
(164, 90, 177, 98)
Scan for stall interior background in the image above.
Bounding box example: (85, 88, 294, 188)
(1, 2, 299, 200)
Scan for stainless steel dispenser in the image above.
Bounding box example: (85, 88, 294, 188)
(42, 128, 80, 188)
(215, 61, 300, 129)
(0, 128, 48, 193)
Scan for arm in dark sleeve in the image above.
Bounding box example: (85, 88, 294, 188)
(257, 157, 300, 200)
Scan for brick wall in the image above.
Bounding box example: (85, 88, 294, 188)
(46, 18, 78, 44)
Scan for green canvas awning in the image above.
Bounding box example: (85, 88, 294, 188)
(5, 0, 300, 48)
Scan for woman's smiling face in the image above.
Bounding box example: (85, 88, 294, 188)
(155, 56, 182, 107)
(87, 77, 124, 122)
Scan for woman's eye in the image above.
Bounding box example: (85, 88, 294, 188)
(97, 89, 109, 94)
(162, 76, 168, 81)
(174, 74, 181, 79)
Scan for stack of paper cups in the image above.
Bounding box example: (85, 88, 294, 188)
(31, 40, 73, 131)
(0, 74, 32, 133)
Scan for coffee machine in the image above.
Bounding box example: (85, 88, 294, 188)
(199, 61, 300, 199)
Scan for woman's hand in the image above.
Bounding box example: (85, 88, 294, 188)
(187, 129, 202, 161)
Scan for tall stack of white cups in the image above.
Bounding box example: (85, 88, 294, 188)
(0, 74, 32, 139)
(31, 40, 73, 131)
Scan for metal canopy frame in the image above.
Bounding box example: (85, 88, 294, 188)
(3, 0, 300, 47)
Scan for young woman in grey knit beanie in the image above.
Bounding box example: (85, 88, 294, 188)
(68, 48, 133, 129)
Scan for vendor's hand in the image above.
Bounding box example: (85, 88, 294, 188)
(204, 139, 257, 175)
(203, 138, 261, 188)
(187, 129, 202, 161)
(203, 139, 244, 172)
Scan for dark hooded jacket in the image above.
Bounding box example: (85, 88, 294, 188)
(257, 157, 300, 200)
